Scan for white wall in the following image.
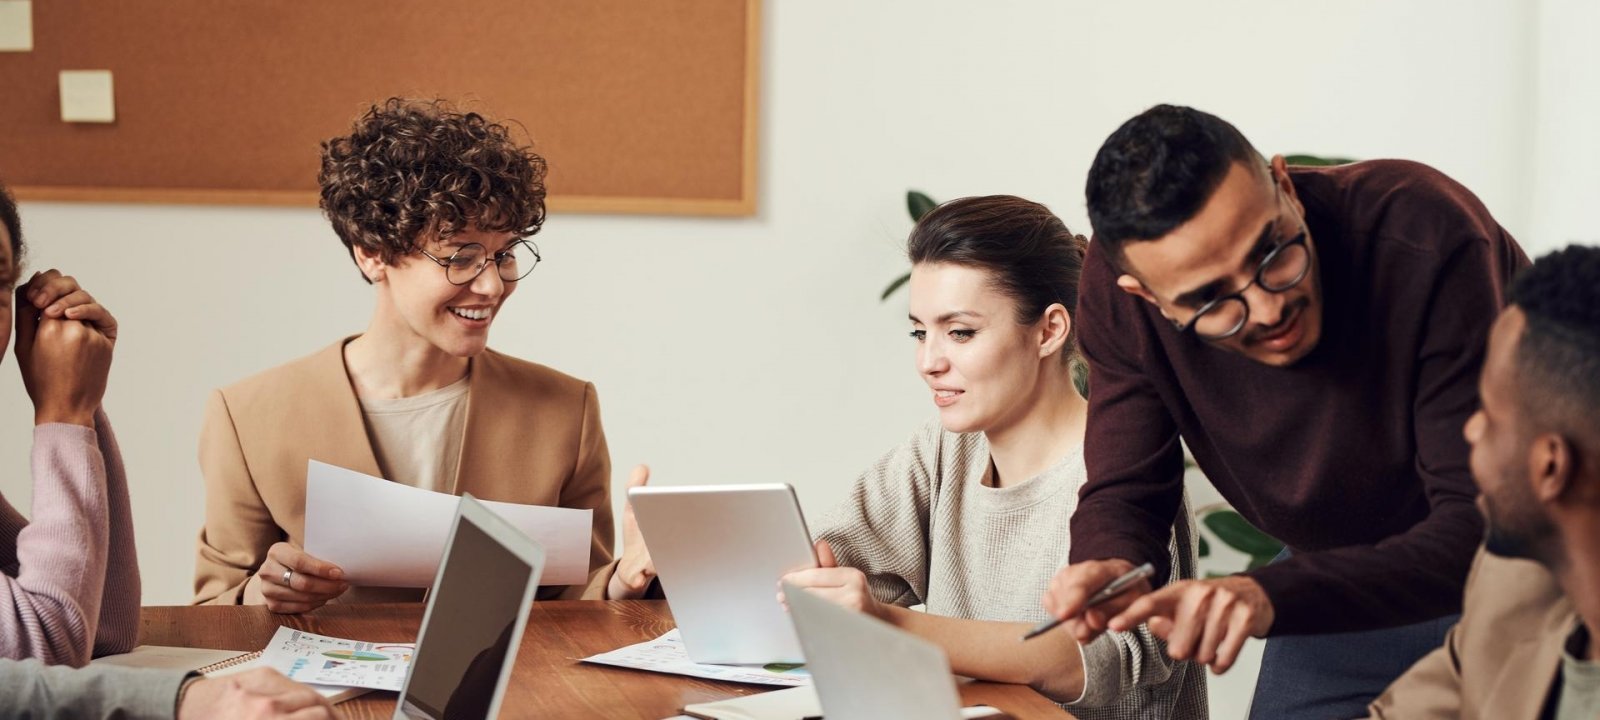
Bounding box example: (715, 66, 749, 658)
(4, 2, 1586, 716)
(1528, 0, 1600, 252)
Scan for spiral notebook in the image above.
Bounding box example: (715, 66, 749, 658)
(91, 645, 372, 704)
(201, 650, 372, 704)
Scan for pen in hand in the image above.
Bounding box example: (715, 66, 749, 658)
(1021, 562, 1156, 641)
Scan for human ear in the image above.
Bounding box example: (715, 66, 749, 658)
(352, 244, 387, 283)
(1116, 274, 1159, 306)
(1269, 155, 1304, 214)
(1527, 433, 1573, 504)
(1038, 303, 1071, 359)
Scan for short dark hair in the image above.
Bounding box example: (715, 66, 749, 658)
(318, 98, 548, 283)
(0, 179, 23, 268)
(1085, 104, 1263, 258)
(907, 195, 1088, 356)
(1509, 245, 1600, 448)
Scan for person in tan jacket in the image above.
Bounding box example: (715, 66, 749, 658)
(192, 98, 653, 611)
(1366, 245, 1600, 720)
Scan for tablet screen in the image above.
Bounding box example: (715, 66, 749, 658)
(397, 515, 532, 719)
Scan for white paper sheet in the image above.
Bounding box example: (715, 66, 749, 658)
(303, 460, 592, 587)
(682, 685, 822, 718)
(582, 630, 812, 687)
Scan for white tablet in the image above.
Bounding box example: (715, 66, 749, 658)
(628, 483, 818, 664)
(393, 493, 545, 720)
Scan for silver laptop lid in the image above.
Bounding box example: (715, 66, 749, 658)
(783, 582, 964, 720)
(394, 493, 545, 720)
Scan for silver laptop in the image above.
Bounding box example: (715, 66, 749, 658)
(628, 483, 817, 664)
(783, 582, 982, 720)
(394, 493, 545, 720)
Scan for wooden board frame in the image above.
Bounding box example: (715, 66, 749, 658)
(3, 1, 760, 217)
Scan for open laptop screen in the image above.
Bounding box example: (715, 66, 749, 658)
(397, 508, 536, 719)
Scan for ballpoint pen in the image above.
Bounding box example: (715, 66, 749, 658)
(1021, 562, 1156, 641)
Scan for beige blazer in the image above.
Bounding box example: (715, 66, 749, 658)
(1366, 548, 1574, 719)
(192, 340, 616, 605)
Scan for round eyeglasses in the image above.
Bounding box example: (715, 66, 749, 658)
(1172, 232, 1312, 341)
(418, 239, 540, 286)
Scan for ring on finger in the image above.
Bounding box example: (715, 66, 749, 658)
(282, 568, 293, 587)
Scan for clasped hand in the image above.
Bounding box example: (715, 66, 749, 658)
(13, 270, 117, 428)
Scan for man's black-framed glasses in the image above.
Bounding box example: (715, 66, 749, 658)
(1172, 232, 1311, 341)
(418, 239, 540, 286)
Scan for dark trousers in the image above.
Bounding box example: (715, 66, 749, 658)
(1248, 550, 1458, 719)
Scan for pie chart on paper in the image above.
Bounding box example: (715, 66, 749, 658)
(322, 650, 389, 662)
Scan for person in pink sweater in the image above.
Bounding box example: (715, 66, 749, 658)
(0, 183, 140, 667)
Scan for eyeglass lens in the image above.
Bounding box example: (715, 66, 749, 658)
(444, 241, 538, 285)
(1190, 239, 1310, 340)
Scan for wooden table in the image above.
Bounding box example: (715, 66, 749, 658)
(141, 601, 1074, 719)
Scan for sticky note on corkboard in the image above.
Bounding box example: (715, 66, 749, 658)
(0, 0, 34, 51)
(59, 70, 116, 122)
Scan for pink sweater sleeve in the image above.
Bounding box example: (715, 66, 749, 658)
(90, 412, 140, 657)
(0, 412, 140, 666)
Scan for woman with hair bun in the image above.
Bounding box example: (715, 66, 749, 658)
(783, 195, 1207, 718)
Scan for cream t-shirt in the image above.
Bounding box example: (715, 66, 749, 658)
(1556, 623, 1600, 720)
(357, 375, 470, 493)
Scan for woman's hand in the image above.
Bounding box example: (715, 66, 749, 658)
(778, 539, 888, 622)
(14, 270, 117, 427)
(251, 543, 349, 614)
(607, 465, 658, 600)
(21, 269, 119, 336)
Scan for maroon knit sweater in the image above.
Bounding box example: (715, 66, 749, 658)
(1069, 160, 1529, 635)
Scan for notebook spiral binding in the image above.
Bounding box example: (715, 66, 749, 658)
(197, 651, 263, 675)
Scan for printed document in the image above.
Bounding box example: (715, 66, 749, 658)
(304, 460, 591, 586)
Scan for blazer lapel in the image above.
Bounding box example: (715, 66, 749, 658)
(1490, 639, 1560, 720)
(1482, 610, 1570, 720)
(451, 350, 522, 498)
(304, 338, 384, 481)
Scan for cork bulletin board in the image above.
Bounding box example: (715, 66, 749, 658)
(0, 0, 760, 216)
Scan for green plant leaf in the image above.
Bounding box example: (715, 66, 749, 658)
(907, 190, 937, 222)
(1070, 358, 1089, 399)
(1283, 154, 1356, 167)
(880, 271, 912, 302)
(1200, 510, 1285, 558)
(1198, 534, 1210, 558)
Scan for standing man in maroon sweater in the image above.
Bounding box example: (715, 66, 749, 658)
(1041, 105, 1529, 719)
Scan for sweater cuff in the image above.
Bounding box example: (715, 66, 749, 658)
(1067, 632, 1128, 707)
(33, 421, 99, 449)
(1069, 532, 1172, 586)
(103, 666, 193, 720)
(173, 671, 201, 718)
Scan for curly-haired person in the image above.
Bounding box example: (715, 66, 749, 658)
(193, 99, 646, 610)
